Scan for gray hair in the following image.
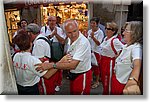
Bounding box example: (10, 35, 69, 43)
(26, 23, 40, 35)
(128, 21, 143, 45)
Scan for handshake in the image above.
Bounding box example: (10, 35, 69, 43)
(35, 54, 73, 72)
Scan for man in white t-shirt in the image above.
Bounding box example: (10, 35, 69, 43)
(26, 23, 58, 94)
(40, 16, 66, 91)
(36, 19, 92, 95)
(40, 16, 66, 44)
(26, 23, 51, 61)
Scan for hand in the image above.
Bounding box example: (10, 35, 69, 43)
(53, 27, 57, 35)
(35, 62, 53, 72)
(123, 84, 141, 95)
(59, 54, 73, 63)
(82, 30, 88, 38)
(91, 31, 95, 38)
(49, 27, 57, 38)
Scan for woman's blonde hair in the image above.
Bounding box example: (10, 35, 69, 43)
(106, 21, 118, 35)
(127, 21, 143, 45)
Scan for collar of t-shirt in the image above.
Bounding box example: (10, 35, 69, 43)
(19, 52, 31, 56)
(124, 43, 140, 50)
(47, 26, 57, 32)
(94, 28, 101, 35)
(104, 35, 116, 42)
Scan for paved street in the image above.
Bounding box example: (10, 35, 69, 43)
(55, 71, 103, 95)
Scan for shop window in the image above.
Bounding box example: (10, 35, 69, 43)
(41, 2, 88, 32)
(5, 10, 20, 43)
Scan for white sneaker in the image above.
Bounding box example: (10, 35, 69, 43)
(55, 86, 60, 92)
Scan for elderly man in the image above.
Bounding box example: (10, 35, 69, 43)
(40, 16, 66, 44)
(36, 19, 92, 95)
(40, 16, 66, 91)
(26, 23, 58, 94)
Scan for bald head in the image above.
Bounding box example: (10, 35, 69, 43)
(63, 19, 78, 32)
(63, 19, 79, 42)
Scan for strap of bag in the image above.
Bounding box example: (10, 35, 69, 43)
(37, 37, 52, 59)
(37, 37, 64, 62)
(111, 38, 117, 55)
(45, 26, 47, 33)
(37, 37, 52, 46)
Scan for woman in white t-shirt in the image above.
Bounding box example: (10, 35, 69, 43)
(13, 30, 57, 95)
(87, 17, 104, 89)
(99, 21, 124, 94)
(12, 19, 28, 54)
(111, 21, 143, 95)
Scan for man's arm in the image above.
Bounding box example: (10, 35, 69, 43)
(36, 54, 77, 71)
(91, 31, 100, 46)
(36, 59, 79, 71)
(55, 59, 80, 70)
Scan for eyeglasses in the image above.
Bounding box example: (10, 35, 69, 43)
(124, 29, 132, 33)
(105, 27, 114, 31)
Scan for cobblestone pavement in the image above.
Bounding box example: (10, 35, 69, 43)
(55, 71, 103, 95)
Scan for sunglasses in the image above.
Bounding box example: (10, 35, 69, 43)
(105, 27, 114, 31)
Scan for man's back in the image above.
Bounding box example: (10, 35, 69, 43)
(32, 34, 51, 59)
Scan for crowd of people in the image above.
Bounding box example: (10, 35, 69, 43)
(10, 15, 143, 95)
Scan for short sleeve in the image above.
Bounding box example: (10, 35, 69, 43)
(113, 38, 124, 52)
(29, 57, 47, 77)
(32, 39, 50, 58)
(132, 46, 142, 61)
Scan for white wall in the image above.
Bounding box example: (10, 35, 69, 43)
(0, 0, 5, 94)
(0, 1, 18, 94)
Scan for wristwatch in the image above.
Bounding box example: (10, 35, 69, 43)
(128, 77, 138, 84)
(53, 63, 57, 69)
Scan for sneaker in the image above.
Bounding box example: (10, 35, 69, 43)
(55, 86, 60, 92)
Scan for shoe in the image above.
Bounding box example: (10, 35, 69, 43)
(55, 86, 60, 92)
(66, 76, 69, 80)
(91, 82, 99, 89)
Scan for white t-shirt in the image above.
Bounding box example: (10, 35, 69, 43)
(13, 52, 47, 86)
(99, 36, 124, 58)
(32, 34, 51, 59)
(67, 33, 91, 73)
(115, 43, 142, 84)
(40, 26, 66, 42)
(87, 28, 104, 53)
